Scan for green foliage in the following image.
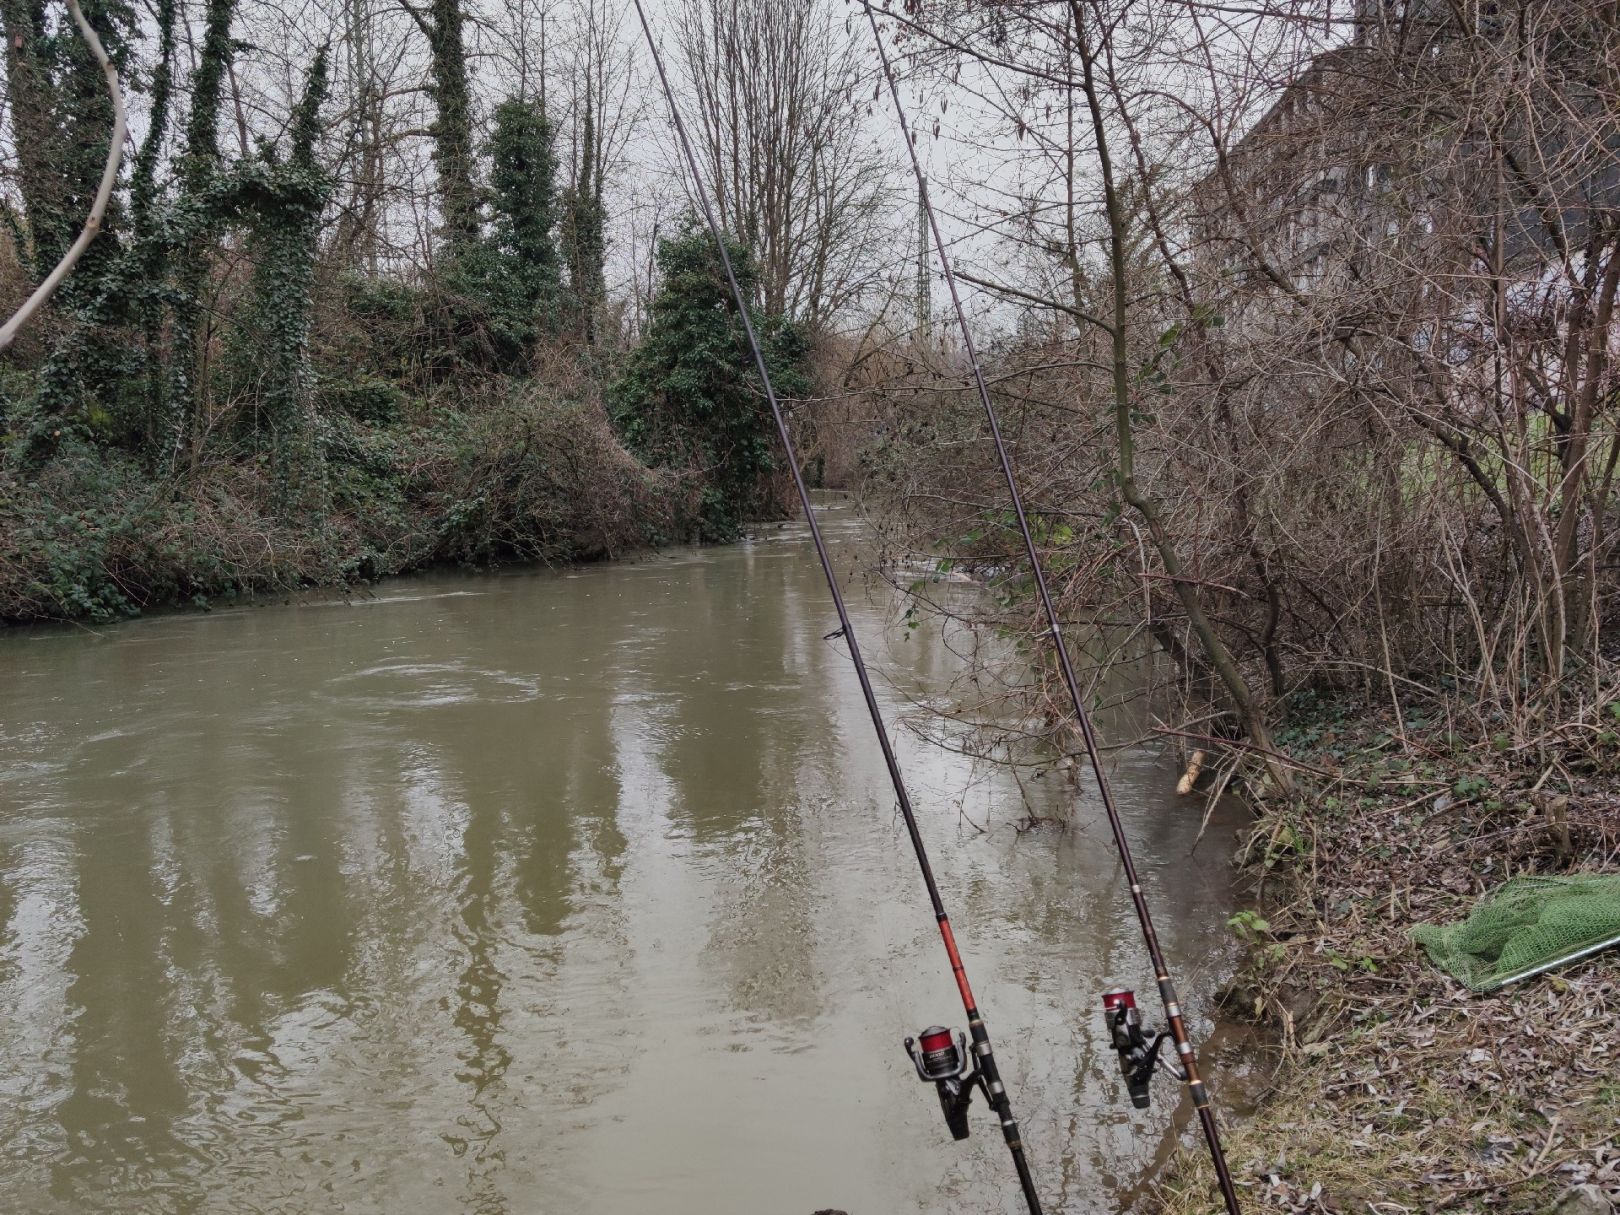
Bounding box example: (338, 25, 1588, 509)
(422, 389, 662, 565)
(320, 274, 434, 397)
(1227, 909, 1271, 942)
(53, 0, 136, 302)
(561, 92, 606, 340)
(0, 0, 135, 281)
(320, 374, 406, 425)
(489, 97, 559, 304)
(2, 0, 62, 277)
(2, 390, 665, 624)
(608, 222, 807, 541)
(128, 0, 176, 235)
(156, 0, 238, 455)
(0, 0, 671, 627)
(433, 94, 564, 371)
(222, 48, 333, 491)
(0, 440, 238, 620)
(424, 0, 477, 247)
(346, 274, 424, 326)
(408, 97, 566, 377)
(422, 241, 513, 376)
(1323, 948, 1379, 974)
(179, 0, 235, 193)
(22, 35, 333, 474)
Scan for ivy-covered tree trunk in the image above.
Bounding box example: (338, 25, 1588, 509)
(564, 92, 606, 344)
(0, 0, 128, 289)
(489, 96, 560, 338)
(54, 0, 130, 301)
(234, 48, 332, 496)
(402, 0, 481, 370)
(1, 0, 66, 277)
(422, 0, 477, 249)
(128, 0, 174, 240)
(7, 0, 140, 462)
(164, 0, 238, 467)
(126, 0, 176, 437)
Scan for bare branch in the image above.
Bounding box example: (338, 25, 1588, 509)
(0, 0, 127, 353)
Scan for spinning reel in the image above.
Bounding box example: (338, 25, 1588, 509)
(904, 1026, 988, 1140)
(1101, 988, 1185, 1108)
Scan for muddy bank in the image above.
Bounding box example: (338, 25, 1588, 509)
(1149, 695, 1620, 1213)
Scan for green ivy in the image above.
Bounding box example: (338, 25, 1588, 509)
(424, 0, 477, 248)
(463, 95, 563, 368)
(607, 221, 808, 542)
(227, 47, 333, 494)
(562, 91, 606, 341)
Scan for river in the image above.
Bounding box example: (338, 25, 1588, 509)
(0, 497, 1247, 1214)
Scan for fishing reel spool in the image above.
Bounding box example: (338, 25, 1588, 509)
(904, 1026, 988, 1141)
(1102, 988, 1185, 1108)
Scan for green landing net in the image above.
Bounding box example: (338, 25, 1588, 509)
(1412, 874, 1620, 991)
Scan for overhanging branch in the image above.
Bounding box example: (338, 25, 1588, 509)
(0, 0, 127, 353)
(954, 268, 1116, 336)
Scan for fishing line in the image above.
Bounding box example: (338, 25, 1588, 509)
(626, 3, 1045, 1211)
(858, 4, 1244, 1211)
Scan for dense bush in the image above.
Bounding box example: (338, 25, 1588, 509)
(0, 385, 670, 624)
(608, 223, 809, 542)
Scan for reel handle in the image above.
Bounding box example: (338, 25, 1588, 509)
(1104, 991, 1186, 1108)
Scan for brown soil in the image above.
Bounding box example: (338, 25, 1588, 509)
(1149, 698, 1620, 1213)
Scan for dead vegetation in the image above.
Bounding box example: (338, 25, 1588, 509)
(1148, 694, 1620, 1213)
(841, 7, 1620, 1201)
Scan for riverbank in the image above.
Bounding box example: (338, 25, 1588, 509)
(0, 387, 670, 624)
(1150, 691, 1620, 1213)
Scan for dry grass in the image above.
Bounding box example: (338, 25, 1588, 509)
(1150, 696, 1620, 1214)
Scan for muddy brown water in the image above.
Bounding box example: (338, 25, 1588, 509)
(0, 498, 1250, 1214)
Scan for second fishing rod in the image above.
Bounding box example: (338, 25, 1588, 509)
(627, 2, 1044, 1211)
(859, 5, 1244, 1213)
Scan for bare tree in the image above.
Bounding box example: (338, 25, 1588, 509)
(674, 0, 898, 328)
(860, 0, 1618, 784)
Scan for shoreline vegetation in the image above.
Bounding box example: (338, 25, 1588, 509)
(1, 221, 817, 628)
(0, 382, 665, 625)
(845, 5, 1619, 1206)
(0, 0, 823, 630)
(1148, 696, 1619, 1214)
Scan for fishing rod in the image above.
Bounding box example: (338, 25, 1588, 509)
(626, 3, 1045, 1212)
(858, 5, 1245, 1212)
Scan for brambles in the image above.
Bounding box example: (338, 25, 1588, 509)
(0, 384, 665, 622)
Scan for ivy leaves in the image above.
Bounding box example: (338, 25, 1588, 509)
(607, 222, 809, 542)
